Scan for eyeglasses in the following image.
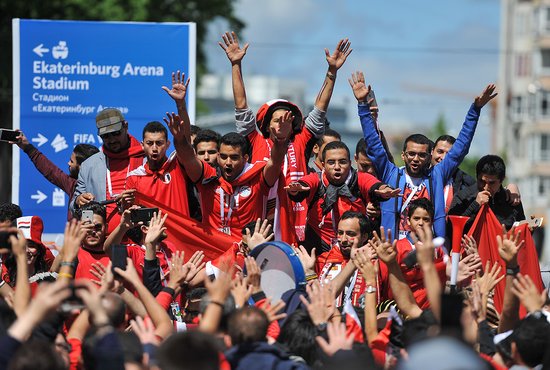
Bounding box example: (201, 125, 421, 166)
(100, 129, 123, 139)
(404, 151, 430, 160)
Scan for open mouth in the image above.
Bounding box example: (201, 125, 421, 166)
(224, 167, 233, 175)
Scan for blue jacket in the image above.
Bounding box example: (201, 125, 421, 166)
(359, 103, 481, 238)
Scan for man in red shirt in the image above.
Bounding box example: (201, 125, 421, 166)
(73, 203, 110, 280)
(220, 32, 353, 244)
(286, 141, 400, 267)
(126, 121, 190, 218)
(163, 75, 290, 241)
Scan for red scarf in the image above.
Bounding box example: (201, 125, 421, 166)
(102, 134, 144, 169)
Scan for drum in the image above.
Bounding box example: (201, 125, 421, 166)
(246, 241, 306, 301)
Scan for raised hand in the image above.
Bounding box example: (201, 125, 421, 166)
(245, 218, 274, 251)
(284, 181, 311, 195)
(352, 247, 375, 281)
(62, 219, 86, 261)
(119, 206, 142, 231)
(162, 70, 190, 103)
(299, 281, 334, 325)
(258, 299, 287, 323)
(496, 225, 524, 267)
(130, 316, 160, 346)
(271, 110, 294, 142)
(414, 223, 435, 268)
(476, 190, 491, 206)
(294, 245, 316, 276)
(114, 258, 141, 287)
(244, 256, 262, 294)
(372, 227, 397, 265)
(511, 273, 547, 313)
(316, 322, 354, 357)
(474, 83, 498, 109)
(9, 229, 27, 259)
(348, 71, 371, 103)
(447, 253, 482, 283)
(116, 189, 136, 210)
(373, 185, 401, 200)
(144, 211, 168, 247)
(163, 112, 187, 143)
(219, 31, 249, 65)
(325, 38, 352, 71)
(14, 130, 30, 149)
(231, 274, 253, 308)
(476, 260, 504, 296)
(461, 234, 478, 256)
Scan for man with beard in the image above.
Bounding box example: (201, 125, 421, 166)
(72, 203, 110, 280)
(317, 211, 373, 307)
(164, 82, 290, 240)
(350, 70, 497, 239)
(71, 108, 145, 233)
(286, 141, 399, 270)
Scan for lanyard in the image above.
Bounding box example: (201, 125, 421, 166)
(219, 188, 239, 228)
(344, 269, 359, 305)
(106, 156, 131, 199)
(400, 174, 423, 214)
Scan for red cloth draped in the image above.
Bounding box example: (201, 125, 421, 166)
(467, 205, 543, 316)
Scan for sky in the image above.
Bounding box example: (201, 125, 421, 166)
(204, 0, 501, 155)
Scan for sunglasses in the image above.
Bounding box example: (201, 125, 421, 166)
(100, 129, 123, 139)
(404, 151, 430, 160)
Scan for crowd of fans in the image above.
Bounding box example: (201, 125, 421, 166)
(0, 32, 549, 370)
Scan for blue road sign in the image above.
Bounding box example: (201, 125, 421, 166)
(12, 19, 196, 234)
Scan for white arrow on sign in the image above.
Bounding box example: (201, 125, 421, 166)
(33, 44, 50, 57)
(31, 190, 47, 204)
(31, 133, 48, 147)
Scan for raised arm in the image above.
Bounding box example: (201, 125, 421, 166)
(415, 224, 442, 322)
(315, 38, 352, 112)
(162, 70, 192, 128)
(374, 227, 423, 319)
(350, 71, 395, 182)
(103, 207, 141, 257)
(263, 110, 292, 187)
(164, 112, 203, 183)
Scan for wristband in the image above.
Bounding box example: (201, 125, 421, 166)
(326, 72, 336, 81)
(506, 266, 520, 276)
(162, 287, 176, 298)
(58, 272, 74, 279)
(305, 273, 318, 282)
(60, 261, 77, 268)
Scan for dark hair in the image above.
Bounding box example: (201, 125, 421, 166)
(193, 129, 221, 150)
(434, 135, 456, 147)
(116, 331, 143, 365)
(322, 141, 350, 161)
(476, 155, 506, 181)
(513, 314, 550, 367)
(0, 203, 22, 223)
(73, 144, 100, 165)
(220, 132, 248, 155)
(157, 331, 221, 370)
(8, 340, 66, 370)
(407, 198, 434, 221)
(228, 306, 269, 345)
(277, 309, 319, 365)
(142, 121, 168, 141)
(402, 134, 433, 153)
(102, 293, 127, 329)
(401, 310, 438, 348)
(4, 242, 48, 287)
(190, 124, 202, 137)
(355, 138, 367, 156)
(340, 211, 370, 237)
(74, 203, 107, 223)
(0, 298, 17, 336)
(316, 128, 341, 147)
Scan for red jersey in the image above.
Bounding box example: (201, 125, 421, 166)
(394, 238, 447, 309)
(298, 170, 381, 248)
(248, 129, 313, 244)
(125, 240, 175, 282)
(126, 152, 190, 218)
(195, 161, 270, 240)
(74, 247, 110, 280)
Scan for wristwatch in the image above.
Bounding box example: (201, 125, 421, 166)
(316, 322, 328, 331)
(506, 265, 520, 276)
(365, 285, 377, 294)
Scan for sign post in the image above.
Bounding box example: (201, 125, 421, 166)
(12, 19, 196, 235)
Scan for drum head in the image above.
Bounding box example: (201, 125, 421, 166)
(247, 241, 305, 301)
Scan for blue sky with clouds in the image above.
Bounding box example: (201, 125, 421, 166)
(205, 0, 500, 154)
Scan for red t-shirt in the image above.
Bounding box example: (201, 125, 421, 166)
(126, 154, 190, 218)
(299, 171, 381, 247)
(394, 238, 447, 309)
(104, 157, 130, 234)
(74, 247, 110, 280)
(125, 241, 175, 282)
(195, 161, 270, 239)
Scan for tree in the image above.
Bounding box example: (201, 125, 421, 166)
(0, 0, 244, 202)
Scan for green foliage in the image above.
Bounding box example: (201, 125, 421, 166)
(429, 112, 447, 140)
(459, 155, 479, 179)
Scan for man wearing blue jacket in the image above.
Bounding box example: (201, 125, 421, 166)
(348, 71, 497, 239)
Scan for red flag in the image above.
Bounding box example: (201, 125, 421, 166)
(343, 299, 365, 343)
(467, 205, 543, 316)
(129, 192, 237, 262)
